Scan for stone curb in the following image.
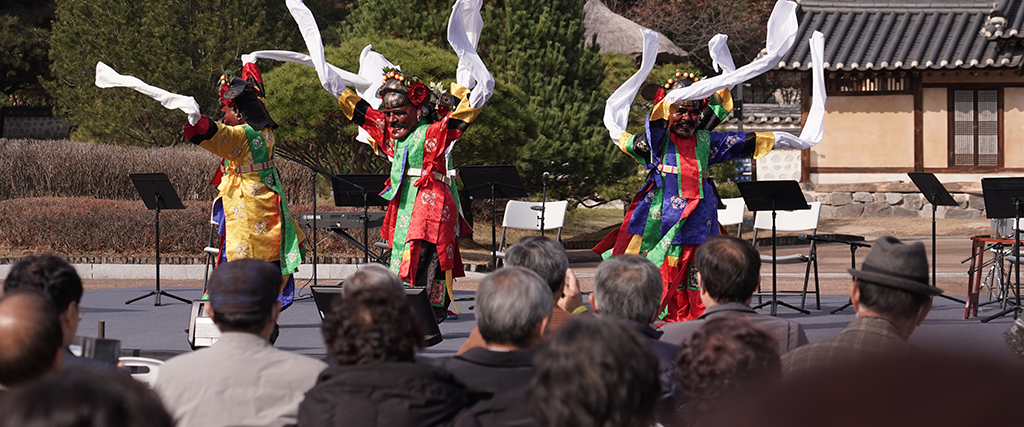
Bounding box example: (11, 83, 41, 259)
(0, 263, 490, 281)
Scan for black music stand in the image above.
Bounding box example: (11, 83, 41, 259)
(310, 285, 442, 346)
(980, 178, 1024, 323)
(908, 173, 966, 304)
(828, 237, 872, 314)
(460, 165, 528, 268)
(332, 174, 389, 264)
(126, 173, 192, 306)
(738, 180, 811, 316)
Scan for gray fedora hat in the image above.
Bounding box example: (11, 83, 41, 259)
(847, 236, 943, 296)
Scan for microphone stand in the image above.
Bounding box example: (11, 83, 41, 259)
(541, 172, 549, 237)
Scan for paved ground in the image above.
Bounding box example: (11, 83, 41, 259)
(59, 234, 1023, 362)
(75, 236, 982, 297)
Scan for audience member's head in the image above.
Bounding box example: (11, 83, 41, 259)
(696, 234, 761, 305)
(323, 286, 424, 365)
(0, 369, 174, 427)
(343, 264, 404, 295)
(3, 254, 84, 346)
(530, 315, 660, 427)
(592, 255, 662, 323)
(476, 267, 553, 349)
(505, 236, 569, 294)
(703, 351, 1022, 427)
(848, 236, 939, 326)
(674, 316, 781, 419)
(0, 288, 64, 388)
(206, 258, 282, 338)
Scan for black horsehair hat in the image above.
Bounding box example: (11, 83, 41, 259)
(847, 236, 943, 296)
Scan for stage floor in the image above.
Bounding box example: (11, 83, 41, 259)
(84, 286, 1020, 362)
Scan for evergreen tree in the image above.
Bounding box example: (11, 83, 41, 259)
(480, 0, 635, 202)
(1, 0, 56, 105)
(45, 0, 303, 146)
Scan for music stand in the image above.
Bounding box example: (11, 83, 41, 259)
(310, 285, 442, 346)
(738, 180, 811, 316)
(980, 178, 1024, 322)
(332, 174, 389, 264)
(827, 237, 871, 314)
(908, 173, 966, 304)
(460, 165, 529, 268)
(126, 173, 192, 306)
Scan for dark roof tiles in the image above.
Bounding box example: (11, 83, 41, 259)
(779, 0, 1024, 71)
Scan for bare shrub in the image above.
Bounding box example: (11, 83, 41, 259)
(0, 197, 208, 256)
(0, 139, 315, 204)
(0, 197, 380, 258)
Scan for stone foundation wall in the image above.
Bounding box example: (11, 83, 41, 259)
(804, 190, 986, 219)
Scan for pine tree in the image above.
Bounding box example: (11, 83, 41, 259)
(45, 0, 302, 146)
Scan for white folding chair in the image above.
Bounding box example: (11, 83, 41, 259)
(717, 197, 746, 237)
(495, 200, 569, 262)
(119, 356, 164, 387)
(751, 201, 822, 311)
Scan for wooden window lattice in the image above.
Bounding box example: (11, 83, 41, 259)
(952, 89, 1000, 167)
(826, 74, 907, 93)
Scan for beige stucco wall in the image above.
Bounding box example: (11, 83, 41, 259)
(811, 95, 914, 168)
(1006, 87, 1024, 167)
(922, 88, 947, 168)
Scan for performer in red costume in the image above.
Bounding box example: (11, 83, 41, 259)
(284, 0, 494, 321)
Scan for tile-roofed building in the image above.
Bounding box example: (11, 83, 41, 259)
(781, 0, 1024, 72)
(772, 0, 1024, 187)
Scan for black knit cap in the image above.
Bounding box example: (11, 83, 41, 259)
(208, 259, 281, 314)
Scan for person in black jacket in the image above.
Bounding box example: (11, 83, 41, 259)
(299, 284, 474, 427)
(590, 254, 682, 425)
(436, 267, 552, 426)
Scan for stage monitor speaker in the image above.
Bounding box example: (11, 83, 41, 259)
(70, 336, 121, 365)
(187, 300, 221, 350)
(310, 285, 442, 347)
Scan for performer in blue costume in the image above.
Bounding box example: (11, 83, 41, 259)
(596, 2, 826, 321)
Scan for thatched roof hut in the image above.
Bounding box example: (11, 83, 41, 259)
(583, 0, 689, 63)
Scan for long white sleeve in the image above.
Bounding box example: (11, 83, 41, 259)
(709, 34, 736, 75)
(285, 0, 350, 97)
(94, 62, 201, 125)
(664, 0, 798, 104)
(447, 0, 493, 108)
(241, 50, 371, 93)
(773, 31, 826, 150)
(602, 29, 659, 143)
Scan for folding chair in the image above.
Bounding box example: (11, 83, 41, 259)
(717, 197, 746, 237)
(119, 356, 164, 387)
(752, 201, 821, 310)
(495, 200, 569, 262)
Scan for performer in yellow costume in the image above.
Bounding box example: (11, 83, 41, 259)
(184, 62, 305, 309)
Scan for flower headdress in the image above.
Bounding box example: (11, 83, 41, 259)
(377, 69, 431, 109)
(645, 71, 704, 107)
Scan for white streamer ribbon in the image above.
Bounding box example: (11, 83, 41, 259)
(285, 0, 349, 98)
(663, 0, 798, 104)
(602, 29, 659, 142)
(773, 30, 826, 149)
(94, 62, 202, 125)
(447, 0, 493, 108)
(709, 34, 736, 75)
